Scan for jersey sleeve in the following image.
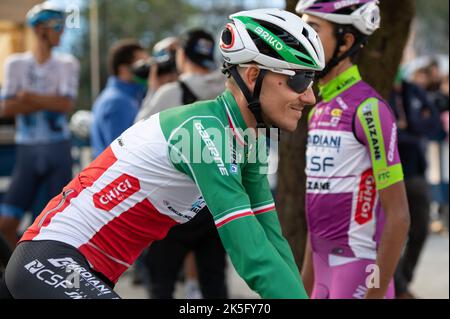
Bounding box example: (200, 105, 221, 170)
(241, 139, 304, 289)
(355, 97, 404, 190)
(1, 57, 20, 99)
(168, 118, 308, 298)
(59, 56, 80, 99)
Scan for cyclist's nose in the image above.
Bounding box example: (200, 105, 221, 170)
(298, 87, 316, 106)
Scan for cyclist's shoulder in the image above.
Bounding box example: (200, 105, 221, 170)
(52, 52, 79, 67)
(355, 89, 392, 116)
(4, 52, 32, 68)
(159, 96, 227, 133)
(333, 78, 389, 115)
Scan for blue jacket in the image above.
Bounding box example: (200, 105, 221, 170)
(90, 76, 146, 158)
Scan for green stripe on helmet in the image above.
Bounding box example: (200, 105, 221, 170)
(235, 16, 319, 69)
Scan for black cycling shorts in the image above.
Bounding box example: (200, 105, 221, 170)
(3, 240, 120, 299)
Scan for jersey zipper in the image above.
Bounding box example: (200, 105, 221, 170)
(37, 189, 75, 228)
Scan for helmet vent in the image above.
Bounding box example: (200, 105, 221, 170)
(221, 28, 233, 46)
(267, 13, 286, 21)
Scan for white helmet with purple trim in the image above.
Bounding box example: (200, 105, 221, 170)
(296, 0, 380, 35)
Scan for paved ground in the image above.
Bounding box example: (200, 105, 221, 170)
(115, 233, 449, 299)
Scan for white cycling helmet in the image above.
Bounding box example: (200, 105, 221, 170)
(220, 8, 325, 72)
(295, 0, 380, 36)
(27, 1, 65, 28)
(219, 8, 325, 128)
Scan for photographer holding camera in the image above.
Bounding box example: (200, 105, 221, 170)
(133, 37, 180, 113)
(134, 29, 225, 122)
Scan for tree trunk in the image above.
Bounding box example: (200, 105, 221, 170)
(277, 0, 415, 269)
(358, 0, 416, 99)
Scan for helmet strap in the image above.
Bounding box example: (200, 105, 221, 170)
(224, 63, 268, 128)
(318, 28, 368, 79)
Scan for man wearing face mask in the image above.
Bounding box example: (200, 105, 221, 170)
(90, 39, 149, 158)
(0, 2, 79, 249)
(297, 0, 410, 299)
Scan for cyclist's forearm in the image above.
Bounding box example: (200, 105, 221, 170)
(22, 92, 73, 113)
(301, 235, 315, 296)
(218, 217, 308, 299)
(255, 211, 303, 286)
(1, 98, 42, 117)
(366, 196, 409, 298)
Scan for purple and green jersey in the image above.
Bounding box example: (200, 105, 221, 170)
(306, 65, 403, 262)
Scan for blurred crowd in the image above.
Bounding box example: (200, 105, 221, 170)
(389, 59, 449, 299)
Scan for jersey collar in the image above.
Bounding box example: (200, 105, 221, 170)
(319, 65, 362, 102)
(220, 90, 250, 146)
(221, 90, 249, 131)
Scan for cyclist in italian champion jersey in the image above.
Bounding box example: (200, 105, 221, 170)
(0, 9, 325, 299)
(296, 0, 410, 299)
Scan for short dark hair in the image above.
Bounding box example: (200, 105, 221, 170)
(108, 39, 145, 76)
(332, 24, 366, 63)
(179, 29, 216, 70)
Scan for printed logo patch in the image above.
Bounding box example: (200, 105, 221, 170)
(93, 174, 141, 211)
(355, 169, 376, 225)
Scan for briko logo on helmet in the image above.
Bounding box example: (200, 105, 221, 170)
(254, 27, 284, 51)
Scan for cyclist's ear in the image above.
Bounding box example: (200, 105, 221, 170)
(243, 65, 260, 93)
(338, 32, 356, 55)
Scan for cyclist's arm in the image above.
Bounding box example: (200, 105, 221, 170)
(0, 57, 36, 117)
(1, 98, 41, 117)
(374, 182, 409, 299)
(13, 93, 74, 113)
(170, 119, 307, 299)
(241, 144, 304, 289)
(355, 98, 410, 299)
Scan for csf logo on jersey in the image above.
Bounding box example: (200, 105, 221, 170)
(93, 174, 141, 212)
(24, 259, 45, 274)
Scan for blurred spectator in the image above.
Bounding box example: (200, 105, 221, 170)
(412, 67, 430, 90)
(141, 29, 228, 299)
(135, 29, 225, 121)
(0, 2, 79, 248)
(430, 74, 449, 234)
(134, 37, 180, 122)
(148, 37, 180, 98)
(90, 39, 148, 158)
(425, 59, 443, 93)
(440, 76, 449, 135)
(389, 74, 442, 299)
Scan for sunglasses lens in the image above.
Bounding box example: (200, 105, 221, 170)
(46, 19, 64, 32)
(287, 71, 315, 94)
(54, 25, 64, 32)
